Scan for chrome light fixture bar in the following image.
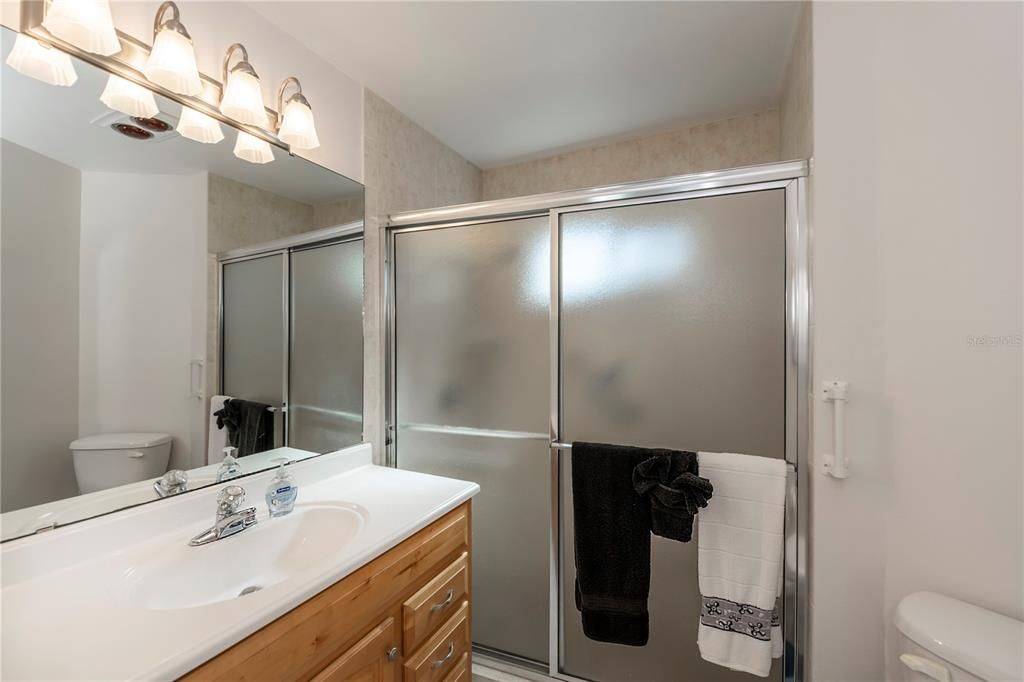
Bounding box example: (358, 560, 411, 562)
(144, 1, 201, 96)
(18, 1, 286, 151)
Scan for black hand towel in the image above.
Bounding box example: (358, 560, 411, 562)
(632, 450, 713, 542)
(213, 398, 274, 457)
(572, 441, 654, 647)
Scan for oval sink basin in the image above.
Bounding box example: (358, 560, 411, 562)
(123, 502, 367, 611)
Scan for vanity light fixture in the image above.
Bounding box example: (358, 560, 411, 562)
(5, 33, 77, 86)
(100, 74, 159, 118)
(42, 0, 120, 57)
(233, 130, 274, 164)
(177, 106, 224, 144)
(276, 77, 320, 150)
(219, 43, 267, 127)
(143, 2, 201, 96)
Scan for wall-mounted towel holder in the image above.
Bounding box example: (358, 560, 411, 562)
(821, 380, 849, 479)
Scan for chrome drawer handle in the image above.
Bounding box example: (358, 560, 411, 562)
(386, 647, 399, 662)
(431, 642, 455, 669)
(430, 589, 455, 613)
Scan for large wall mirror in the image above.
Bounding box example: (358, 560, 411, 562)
(0, 26, 365, 541)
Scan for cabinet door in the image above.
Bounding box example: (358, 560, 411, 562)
(313, 616, 401, 682)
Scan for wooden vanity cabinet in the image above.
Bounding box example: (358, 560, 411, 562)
(181, 503, 472, 682)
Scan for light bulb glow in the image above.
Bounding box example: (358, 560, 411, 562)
(177, 107, 224, 144)
(220, 69, 267, 127)
(278, 97, 320, 150)
(233, 131, 274, 164)
(100, 75, 159, 118)
(43, 0, 120, 56)
(144, 28, 201, 96)
(5, 34, 77, 86)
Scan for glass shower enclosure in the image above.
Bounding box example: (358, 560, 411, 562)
(220, 233, 364, 452)
(387, 161, 809, 682)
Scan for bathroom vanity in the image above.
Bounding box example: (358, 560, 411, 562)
(0, 446, 478, 681)
(183, 503, 472, 682)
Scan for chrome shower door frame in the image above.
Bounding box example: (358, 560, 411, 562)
(217, 225, 366, 450)
(385, 161, 810, 682)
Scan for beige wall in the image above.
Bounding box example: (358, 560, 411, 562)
(480, 110, 780, 200)
(313, 197, 365, 230)
(207, 175, 314, 254)
(780, 3, 812, 160)
(361, 89, 482, 457)
(811, 3, 1023, 680)
(0, 141, 82, 511)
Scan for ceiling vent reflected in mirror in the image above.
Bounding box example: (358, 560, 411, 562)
(110, 123, 152, 141)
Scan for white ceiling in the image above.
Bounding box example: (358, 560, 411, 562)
(251, 1, 802, 168)
(1, 28, 361, 205)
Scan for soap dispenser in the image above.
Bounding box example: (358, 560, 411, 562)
(265, 458, 298, 517)
(216, 446, 240, 482)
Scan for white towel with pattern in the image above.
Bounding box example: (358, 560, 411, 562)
(696, 451, 787, 677)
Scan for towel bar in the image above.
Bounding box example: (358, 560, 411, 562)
(549, 441, 797, 472)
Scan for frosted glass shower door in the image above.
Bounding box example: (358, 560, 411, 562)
(289, 239, 364, 452)
(558, 190, 787, 682)
(393, 217, 550, 664)
(221, 254, 286, 411)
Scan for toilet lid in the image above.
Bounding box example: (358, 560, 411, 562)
(70, 433, 172, 451)
(895, 592, 1024, 681)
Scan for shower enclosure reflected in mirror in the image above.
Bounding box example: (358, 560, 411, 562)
(0, 26, 365, 541)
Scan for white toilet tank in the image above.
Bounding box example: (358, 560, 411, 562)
(895, 591, 1023, 682)
(70, 433, 173, 494)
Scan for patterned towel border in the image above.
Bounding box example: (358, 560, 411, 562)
(700, 596, 779, 641)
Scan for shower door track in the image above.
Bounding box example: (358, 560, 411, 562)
(385, 160, 810, 682)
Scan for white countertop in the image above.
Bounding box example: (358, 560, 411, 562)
(1, 445, 479, 681)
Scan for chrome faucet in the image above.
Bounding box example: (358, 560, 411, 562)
(189, 484, 257, 546)
(153, 469, 188, 498)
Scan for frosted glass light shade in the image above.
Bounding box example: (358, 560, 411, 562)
(144, 28, 201, 96)
(43, 0, 120, 56)
(233, 131, 274, 164)
(100, 75, 159, 118)
(177, 107, 224, 144)
(5, 34, 77, 86)
(220, 70, 267, 127)
(278, 97, 320, 150)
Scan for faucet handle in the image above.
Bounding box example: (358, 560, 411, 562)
(217, 484, 246, 516)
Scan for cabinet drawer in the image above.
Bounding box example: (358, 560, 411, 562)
(440, 653, 468, 682)
(403, 602, 469, 682)
(403, 553, 468, 651)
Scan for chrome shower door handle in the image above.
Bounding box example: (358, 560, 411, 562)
(430, 642, 455, 669)
(430, 589, 455, 613)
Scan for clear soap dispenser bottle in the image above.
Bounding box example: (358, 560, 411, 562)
(265, 458, 298, 517)
(216, 446, 240, 482)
